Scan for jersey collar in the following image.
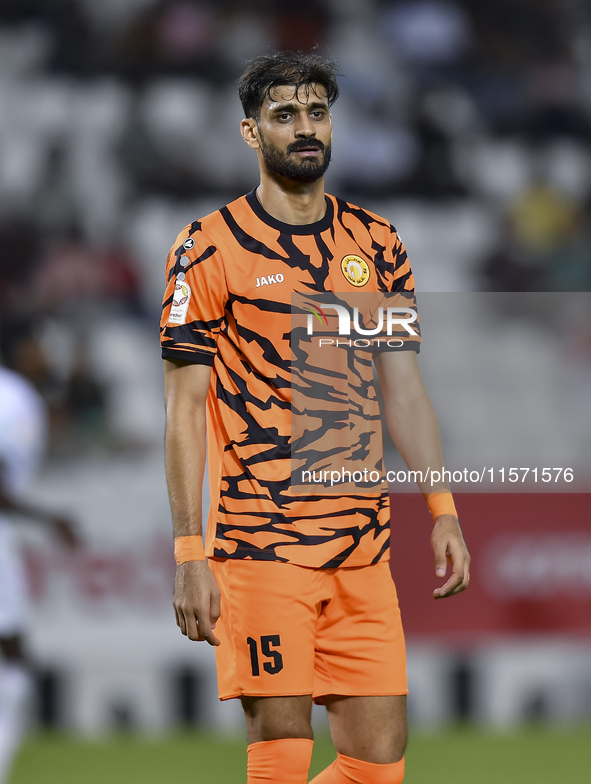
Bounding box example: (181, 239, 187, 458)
(246, 188, 334, 235)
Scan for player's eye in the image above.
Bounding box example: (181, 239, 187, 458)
(277, 113, 292, 121)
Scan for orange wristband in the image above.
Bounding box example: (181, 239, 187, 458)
(174, 535, 206, 564)
(424, 492, 457, 522)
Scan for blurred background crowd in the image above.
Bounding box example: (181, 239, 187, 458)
(0, 0, 590, 748)
(0, 0, 591, 454)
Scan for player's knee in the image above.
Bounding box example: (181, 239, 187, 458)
(395, 724, 408, 759)
(365, 720, 408, 764)
(242, 695, 314, 743)
(254, 721, 314, 743)
(385, 708, 408, 761)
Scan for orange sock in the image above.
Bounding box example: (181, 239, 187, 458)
(309, 752, 405, 783)
(247, 738, 314, 783)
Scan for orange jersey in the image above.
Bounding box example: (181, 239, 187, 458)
(161, 190, 420, 568)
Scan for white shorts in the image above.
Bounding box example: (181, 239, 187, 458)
(0, 521, 29, 637)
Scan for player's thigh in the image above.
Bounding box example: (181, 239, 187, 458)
(209, 558, 328, 700)
(242, 694, 314, 743)
(324, 694, 407, 764)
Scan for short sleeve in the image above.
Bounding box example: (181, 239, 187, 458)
(160, 223, 228, 365)
(388, 226, 416, 294)
(373, 226, 421, 353)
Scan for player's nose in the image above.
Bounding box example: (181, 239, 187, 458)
(294, 118, 316, 137)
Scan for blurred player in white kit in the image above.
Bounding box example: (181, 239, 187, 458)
(0, 359, 78, 783)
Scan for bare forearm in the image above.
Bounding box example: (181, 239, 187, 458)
(374, 352, 449, 496)
(384, 390, 449, 495)
(0, 471, 79, 548)
(167, 412, 221, 646)
(0, 475, 64, 528)
(164, 411, 206, 537)
(374, 351, 469, 597)
(0, 492, 55, 524)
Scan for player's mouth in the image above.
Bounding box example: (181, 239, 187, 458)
(290, 142, 323, 157)
(295, 150, 320, 157)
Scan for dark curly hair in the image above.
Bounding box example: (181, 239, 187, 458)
(238, 51, 339, 120)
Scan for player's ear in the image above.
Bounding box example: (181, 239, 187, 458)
(241, 118, 259, 150)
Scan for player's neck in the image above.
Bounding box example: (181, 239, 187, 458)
(255, 176, 326, 226)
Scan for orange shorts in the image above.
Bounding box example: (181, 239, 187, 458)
(209, 558, 407, 702)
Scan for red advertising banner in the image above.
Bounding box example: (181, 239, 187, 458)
(389, 494, 591, 639)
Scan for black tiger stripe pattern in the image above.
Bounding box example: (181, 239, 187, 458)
(161, 190, 420, 569)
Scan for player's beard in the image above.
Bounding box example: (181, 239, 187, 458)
(258, 131, 332, 183)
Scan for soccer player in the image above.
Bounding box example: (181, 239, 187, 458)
(161, 52, 470, 784)
(0, 363, 78, 784)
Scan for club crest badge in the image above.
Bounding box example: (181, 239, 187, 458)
(168, 280, 192, 324)
(341, 255, 370, 287)
(183, 237, 195, 250)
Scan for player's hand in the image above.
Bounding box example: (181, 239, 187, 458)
(431, 514, 470, 599)
(173, 560, 221, 646)
(52, 516, 81, 550)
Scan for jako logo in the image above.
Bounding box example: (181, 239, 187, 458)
(304, 303, 418, 336)
(256, 273, 284, 287)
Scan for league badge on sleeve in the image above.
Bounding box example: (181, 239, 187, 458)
(168, 280, 192, 324)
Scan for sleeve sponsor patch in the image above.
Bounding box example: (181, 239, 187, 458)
(168, 280, 192, 324)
